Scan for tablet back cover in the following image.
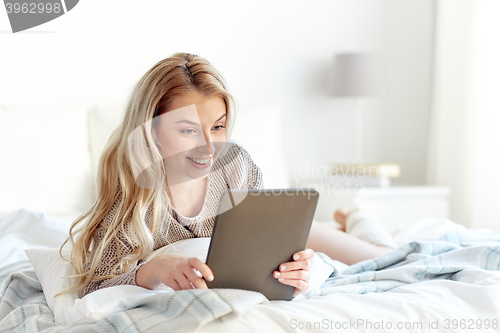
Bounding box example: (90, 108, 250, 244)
(205, 189, 319, 300)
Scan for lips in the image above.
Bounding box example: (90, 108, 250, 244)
(186, 156, 213, 170)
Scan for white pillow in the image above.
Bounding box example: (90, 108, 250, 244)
(25, 247, 78, 323)
(0, 104, 92, 216)
(87, 103, 124, 187)
(25, 238, 215, 325)
(26, 238, 333, 325)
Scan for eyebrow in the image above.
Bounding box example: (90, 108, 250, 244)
(175, 113, 226, 126)
(215, 113, 226, 123)
(175, 119, 201, 126)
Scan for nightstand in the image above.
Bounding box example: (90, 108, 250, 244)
(294, 179, 450, 233)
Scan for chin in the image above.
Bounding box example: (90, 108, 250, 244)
(185, 167, 212, 180)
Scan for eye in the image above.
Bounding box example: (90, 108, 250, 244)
(181, 129, 196, 134)
(213, 125, 226, 131)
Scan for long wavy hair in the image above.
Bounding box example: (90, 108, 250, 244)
(57, 52, 235, 297)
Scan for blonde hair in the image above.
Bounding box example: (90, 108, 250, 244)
(57, 52, 235, 297)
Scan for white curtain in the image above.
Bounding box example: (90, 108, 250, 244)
(428, 0, 500, 231)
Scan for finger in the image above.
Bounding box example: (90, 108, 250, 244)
(293, 288, 302, 297)
(292, 248, 314, 261)
(189, 257, 214, 282)
(173, 272, 194, 290)
(184, 268, 208, 289)
(278, 259, 311, 272)
(163, 277, 182, 291)
(277, 278, 309, 292)
(274, 270, 310, 282)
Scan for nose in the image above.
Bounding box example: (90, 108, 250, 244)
(197, 129, 215, 156)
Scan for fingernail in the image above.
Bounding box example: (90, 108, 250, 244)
(281, 264, 286, 271)
(294, 254, 299, 260)
(275, 271, 280, 277)
(207, 275, 214, 281)
(279, 278, 284, 282)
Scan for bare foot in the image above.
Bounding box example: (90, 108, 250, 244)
(333, 207, 359, 232)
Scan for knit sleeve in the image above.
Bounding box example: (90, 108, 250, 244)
(82, 198, 146, 297)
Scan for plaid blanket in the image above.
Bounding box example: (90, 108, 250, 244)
(1, 229, 499, 332)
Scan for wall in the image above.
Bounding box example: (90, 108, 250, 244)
(0, 0, 434, 187)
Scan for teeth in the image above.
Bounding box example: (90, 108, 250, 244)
(189, 157, 210, 165)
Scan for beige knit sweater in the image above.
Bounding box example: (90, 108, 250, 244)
(83, 140, 263, 296)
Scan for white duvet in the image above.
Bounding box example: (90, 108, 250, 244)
(1, 209, 499, 332)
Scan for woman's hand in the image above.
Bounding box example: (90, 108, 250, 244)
(136, 254, 214, 291)
(273, 248, 314, 297)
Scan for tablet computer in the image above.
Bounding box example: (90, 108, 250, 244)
(205, 188, 319, 300)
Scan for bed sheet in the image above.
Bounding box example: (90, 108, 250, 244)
(199, 269, 500, 332)
(1, 209, 499, 333)
(198, 223, 500, 333)
(0, 209, 72, 269)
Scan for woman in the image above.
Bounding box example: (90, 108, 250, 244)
(59, 52, 395, 298)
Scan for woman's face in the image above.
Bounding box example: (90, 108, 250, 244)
(153, 92, 228, 183)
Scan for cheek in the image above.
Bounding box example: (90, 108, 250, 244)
(213, 130, 228, 142)
(158, 132, 193, 156)
(213, 140, 227, 158)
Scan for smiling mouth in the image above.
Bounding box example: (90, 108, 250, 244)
(187, 156, 211, 165)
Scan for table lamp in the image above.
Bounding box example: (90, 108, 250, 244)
(329, 53, 388, 162)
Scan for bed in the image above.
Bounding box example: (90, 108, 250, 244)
(1, 104, 500, 332)
(1, 209, 500, 332)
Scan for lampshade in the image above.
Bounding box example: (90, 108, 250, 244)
(329, 53, 388, 97)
